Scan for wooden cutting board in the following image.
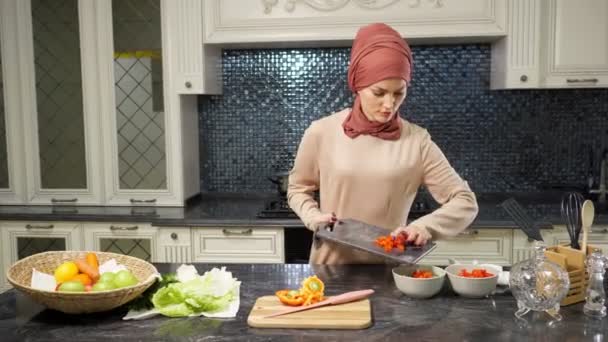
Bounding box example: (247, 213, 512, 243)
(247, 296, 372, 330)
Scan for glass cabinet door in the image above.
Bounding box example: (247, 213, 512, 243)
(0, 0, 27, 205)
(0, 37, 7, 191)
(18, 0, 103, 204)
(112, 0, 167, 197)
(31, 0, 87, 191)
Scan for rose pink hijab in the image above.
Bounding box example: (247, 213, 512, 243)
(342, 23, 413, 140)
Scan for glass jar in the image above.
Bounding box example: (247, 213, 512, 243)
(509, 241, 570, 321)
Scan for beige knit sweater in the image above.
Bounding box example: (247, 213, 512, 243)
(287, 109, 479, 264)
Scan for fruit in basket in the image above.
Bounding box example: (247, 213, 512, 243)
(54, 261, 79, 283)
(71, 273, 93, 286)
(92, 281, 117, 292)
(99, 272, 116, 284)
(58, 280, 86, 292)
(113, 270, 138, 288)
(75, 258, 100, 282)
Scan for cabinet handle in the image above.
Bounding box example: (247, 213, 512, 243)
(185, 81, 192, 88)
(520, 75, 528, 82)
(26, 224, 54, 229)
(222, 228, 253, 236)
(110, 225, 139, 231)
(130, 198, 157, 204)
(51, 198, 77, 203)
(171, 232, 178, 240)
(459, 229, 478, 236)
(589, 228, 608, 234)
(566, 78, 598, 84)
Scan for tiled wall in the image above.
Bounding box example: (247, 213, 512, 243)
(199, 45, 608, 194)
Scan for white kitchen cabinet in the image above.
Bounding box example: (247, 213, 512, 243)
(82, 222, 159, 262)
(9, 0, 104, 205)
(203, 0, 507, 45)
(157, 226, 192, 263)
(1, 220, 83, 289)
(165, 0, 222, 95)
(421, 228, 513, 266)
(490, 0, 542, 89)
(492, 0, 608, 89)
(193, 227, 285, 264)
(0, 0, 219, 206)
(540, 0, 608, 88)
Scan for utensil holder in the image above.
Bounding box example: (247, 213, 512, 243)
(544, 244, 596, 306)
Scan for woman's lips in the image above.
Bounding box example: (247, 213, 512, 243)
(380, 111, 392, 117)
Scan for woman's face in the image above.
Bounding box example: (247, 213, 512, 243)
(357, 78, 407, 123)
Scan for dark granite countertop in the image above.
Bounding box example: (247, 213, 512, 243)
(1, 263, 606, 342)
(1, 192, 608, 229)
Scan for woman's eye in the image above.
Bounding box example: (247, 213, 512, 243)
(373, 92, 383, 97)
(395, 92, 404, 97)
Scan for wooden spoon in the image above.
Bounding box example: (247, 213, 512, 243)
(581, 200, 595, 255)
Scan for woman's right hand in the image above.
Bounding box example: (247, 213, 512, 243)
(311, 212, 337, 232)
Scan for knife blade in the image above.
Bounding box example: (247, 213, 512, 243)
(262, 289, 374, 319)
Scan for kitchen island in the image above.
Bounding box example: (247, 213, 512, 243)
(1, 264, 606, 341)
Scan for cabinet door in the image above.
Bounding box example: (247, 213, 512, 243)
(542, 0, 608, 87)
(204, 0, 506, 45)
(98, 0, 182, 206)
(17, 0, 103, 204)
(0, 0, 27, 204)
(420, 229, 513, 266)
(82, 222, 158, 262)
(193, 227, 285, 264)
(1, 220, 83, 289)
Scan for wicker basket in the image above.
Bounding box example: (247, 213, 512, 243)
(6, 251, 158, 314)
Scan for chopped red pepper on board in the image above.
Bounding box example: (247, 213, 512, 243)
(375, 232, 408, 252)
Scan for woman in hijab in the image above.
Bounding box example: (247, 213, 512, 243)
(288, 23, 479, 265)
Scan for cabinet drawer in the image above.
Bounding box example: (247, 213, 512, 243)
(420, 229, 513, 266)
(193, 227, 284, 264)
(157, 227, 192, 263)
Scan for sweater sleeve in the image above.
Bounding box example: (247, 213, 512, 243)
(287, 122, 324, 231)
(408, 131, 479, 237)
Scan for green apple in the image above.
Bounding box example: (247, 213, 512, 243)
(92, 281, 117, 292)
(113, 270, 138, 288)
(58, 281, 85, 292)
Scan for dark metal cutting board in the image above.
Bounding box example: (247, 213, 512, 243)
(314, 218, 436, 264)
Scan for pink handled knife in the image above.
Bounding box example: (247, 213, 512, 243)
(262, 289, 374, 318)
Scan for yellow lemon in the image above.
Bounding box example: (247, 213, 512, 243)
(54, 261, 79, 283)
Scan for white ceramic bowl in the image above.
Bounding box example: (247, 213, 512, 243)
(445, 264, 499, 298)
(392, 264, 446, 299)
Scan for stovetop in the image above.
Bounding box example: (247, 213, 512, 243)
(256, 195, 434, 220)
(257, 197, 299, 219)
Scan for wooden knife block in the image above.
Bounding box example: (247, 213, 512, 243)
(544, 244, 596, 306)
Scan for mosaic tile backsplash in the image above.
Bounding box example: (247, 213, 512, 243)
(198, 45, 608, 194)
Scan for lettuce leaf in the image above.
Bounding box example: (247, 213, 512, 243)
(151, 267, 240, 317)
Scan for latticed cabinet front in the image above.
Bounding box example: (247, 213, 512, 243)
(0, 0, 196, 206)
(0, 221, 83, 290)
(82, 223, 159, 262)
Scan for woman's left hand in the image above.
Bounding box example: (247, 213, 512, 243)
(391, 225, 432, 246)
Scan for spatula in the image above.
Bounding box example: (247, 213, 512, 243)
(262, 289, 374, 318)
